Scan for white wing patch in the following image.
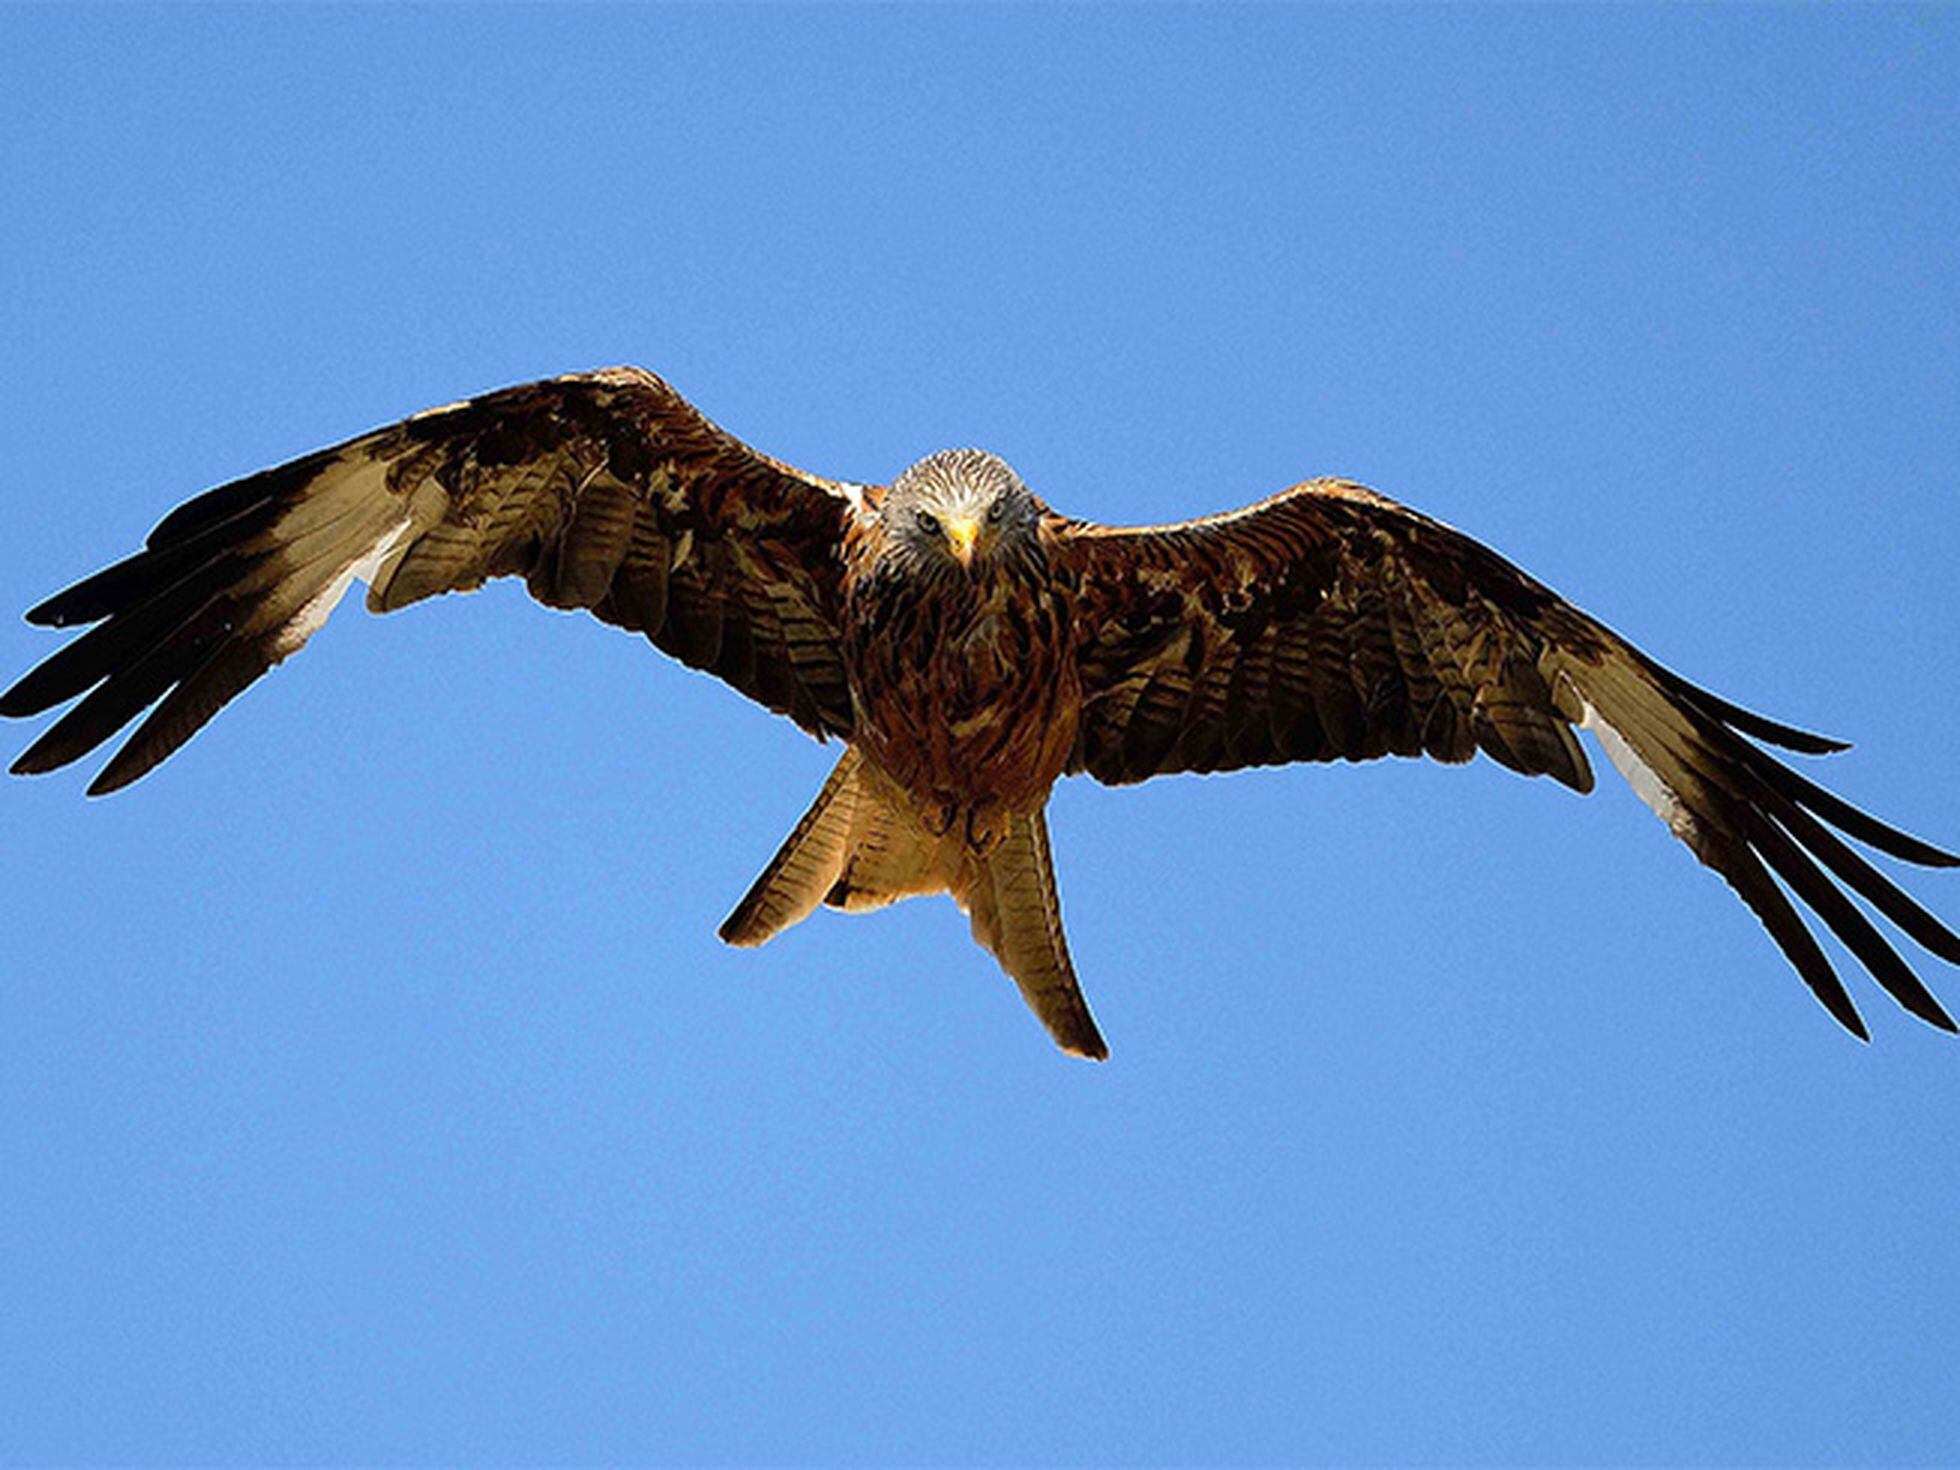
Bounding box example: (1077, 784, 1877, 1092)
(275, 519, 414, 656)
(1580, 698, 1701, 842)
(266, 458, 427, 658)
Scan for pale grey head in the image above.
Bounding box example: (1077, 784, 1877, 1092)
(882, 449, 1042, 574)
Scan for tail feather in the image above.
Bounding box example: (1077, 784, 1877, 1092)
(718, 749, 862, 947)
(719, 755, 1108, 1058)
(823, 792, 958, 914)
(963, 811, 1108, 1060)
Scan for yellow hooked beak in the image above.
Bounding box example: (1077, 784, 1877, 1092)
(945, 516, 981, 566)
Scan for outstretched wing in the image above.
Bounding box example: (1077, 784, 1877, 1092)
(1054, 478, 1960, 1039)
(4, 367, 862, 794)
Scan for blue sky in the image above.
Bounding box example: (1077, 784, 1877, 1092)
(3, 6, 1958, 1465)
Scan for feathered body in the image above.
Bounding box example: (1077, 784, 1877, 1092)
(842, 450, 1080, 846)
(813, 449, 1103, 1055)
(8, 366, 1960, 1060)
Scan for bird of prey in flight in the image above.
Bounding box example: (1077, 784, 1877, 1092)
(7, 367, 1956, 1058)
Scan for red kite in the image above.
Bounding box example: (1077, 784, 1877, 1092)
(9, 368, 1955, 1057)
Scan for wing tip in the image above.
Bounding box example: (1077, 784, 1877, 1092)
(9, 727, 82, 778)
(1747, 721, 1852, 757)
(84, 763, 141, 798)
(1646, 660, 1851, 755)
(24, 595, 83, 629)
(1920, 1005, 1960, 1036)
(1806, 967, 1871, 1042)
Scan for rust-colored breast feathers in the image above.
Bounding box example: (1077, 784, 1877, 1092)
(842, 541, 1079, 822)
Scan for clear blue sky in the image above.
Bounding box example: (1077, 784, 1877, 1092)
(3, 7, 1958, 1465)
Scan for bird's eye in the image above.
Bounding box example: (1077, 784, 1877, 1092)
(986, 501, 1005, 524)
(915, 510, 940, 535)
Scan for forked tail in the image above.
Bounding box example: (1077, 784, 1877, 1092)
(718, 749, 1108, 1058)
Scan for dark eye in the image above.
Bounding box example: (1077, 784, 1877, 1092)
(914, 509, 940, 535)
(986, 501, 1006, 524)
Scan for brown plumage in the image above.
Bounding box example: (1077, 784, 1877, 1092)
(7, 366, 1958, 1056)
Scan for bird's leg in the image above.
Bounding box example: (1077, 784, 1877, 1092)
(964, 797, 1010, 857)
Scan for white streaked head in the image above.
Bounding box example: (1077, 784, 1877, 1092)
(884, 449, 1039, 572)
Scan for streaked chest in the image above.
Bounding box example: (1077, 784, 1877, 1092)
(841, 561, 1080, 810)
